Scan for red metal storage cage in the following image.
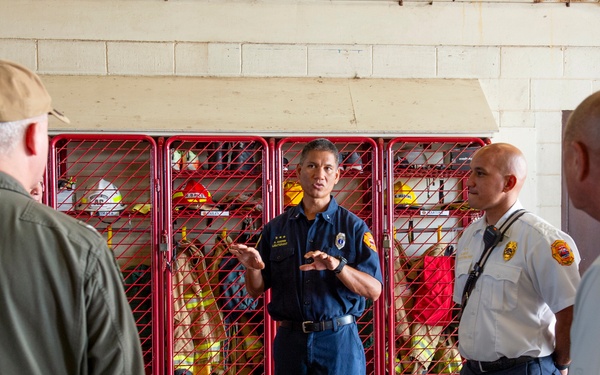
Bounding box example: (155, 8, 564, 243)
(275, 137, 384, 375)
(385, 137, 487, 375)
(164, 136, 271, 375)
(48, 134, 160, 375)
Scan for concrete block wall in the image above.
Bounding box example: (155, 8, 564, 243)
(1, 0, 600, 227)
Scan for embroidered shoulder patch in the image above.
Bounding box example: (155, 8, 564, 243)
(364, 232, 377, 252)
(551, 239, 574, 266)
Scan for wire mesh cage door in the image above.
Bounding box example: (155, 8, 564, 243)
(49, 134, 160, 375)
(276, 137, 383, 375)
(165, 136, 271, 375)
(385, 137, 486, 375)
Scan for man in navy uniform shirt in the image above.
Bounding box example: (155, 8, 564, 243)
(231, 138, 382, 375)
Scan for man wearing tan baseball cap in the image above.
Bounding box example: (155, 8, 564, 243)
(0, 59, 70, 123)
(0, 59, 145, 374)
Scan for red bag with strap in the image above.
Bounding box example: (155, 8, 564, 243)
(411, 255, 454, 326)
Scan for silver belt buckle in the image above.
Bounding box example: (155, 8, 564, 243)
(478, 361, 487, 373)
(302, 321, 313, 333)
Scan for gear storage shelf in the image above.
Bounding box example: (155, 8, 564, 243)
(49, 134, 160, 375)
(41, 132, 491, 375)
(164, 136, 271, 375)
(276, 136, 384, 375)
(385, 137, 486, 375)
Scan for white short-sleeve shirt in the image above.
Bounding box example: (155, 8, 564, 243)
(453, 202, 581, 361)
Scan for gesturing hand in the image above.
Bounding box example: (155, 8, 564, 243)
(230, 244, 265, 270)
(299, 250, 338, 272)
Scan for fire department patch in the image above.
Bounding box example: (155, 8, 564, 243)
(364, 232, 377, 252)
(336, 233, 346, 249)
(503, 241, 517, 261)
(551, 239, 574, 266)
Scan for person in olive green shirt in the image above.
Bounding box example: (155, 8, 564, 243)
(0, 59, 144, 374)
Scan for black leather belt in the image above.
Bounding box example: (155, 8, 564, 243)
(467, 356, 534, 372)
(279, 314, 355, 333)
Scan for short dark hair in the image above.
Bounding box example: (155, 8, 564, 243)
(300, 138, 339, 166)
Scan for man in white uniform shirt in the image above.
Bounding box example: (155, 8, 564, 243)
(563, 91, 600, 374)
(453, 143, 580, 375)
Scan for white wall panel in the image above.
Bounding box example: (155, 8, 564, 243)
(0, 1, 599, 47)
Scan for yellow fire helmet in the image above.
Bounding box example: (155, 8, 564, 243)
(283, 180, 303, 206)
(393, 181, 419, 208)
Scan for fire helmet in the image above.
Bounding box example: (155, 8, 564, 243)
(394, 181, 418, 208)
(340, 152, 363, 171)
(283, 181, 303, 206)
(77, 179, 126, 216)
(172, 180, 214, 210)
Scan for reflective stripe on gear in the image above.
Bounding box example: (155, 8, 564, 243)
(184, 293, 217, 310)
(243, 335, 264, 363)
(174, 354, 194, 369)
(411, 335, 435, 364)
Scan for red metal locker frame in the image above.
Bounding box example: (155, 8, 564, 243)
(164, 136, 272, 375)
(275, 136, 384, 375)
(385, 137, 487, 375)
(48, 134, 161, 375)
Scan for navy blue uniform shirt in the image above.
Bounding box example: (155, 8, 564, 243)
(257, 196, 382, 322)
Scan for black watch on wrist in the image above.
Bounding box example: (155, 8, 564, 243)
(333, 256, 347, 274)
(554, 363, 570, 371)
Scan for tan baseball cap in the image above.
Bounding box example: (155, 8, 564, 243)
(0, 59, 69, 123)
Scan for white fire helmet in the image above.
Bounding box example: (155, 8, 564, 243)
(77, 179, 126, 216)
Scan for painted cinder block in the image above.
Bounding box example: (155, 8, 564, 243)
(0, 39, 36, 70)
(564, 47, 600, 79)
(39, 40, 106, 74)
(175, 43, 209, 76)
(373, 45, 436, 78)
(208, 43, 241, 76)
(108, 42, 174, 75)
(242, 44, 306, 77)
(307, 44, 371, 78)
(438, 46, 500, 79)
(501, 47, 563, 79)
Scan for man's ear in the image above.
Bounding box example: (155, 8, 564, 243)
(25, 122, 39, 155)
(572, 141, 590, 182)
(503, 174, 517, 192)
(333, 165, 341, 184)
(23, 121, 43, 156)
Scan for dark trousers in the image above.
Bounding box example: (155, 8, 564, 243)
(461, 356, 560, 375)
(273, 323, 365, 375)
